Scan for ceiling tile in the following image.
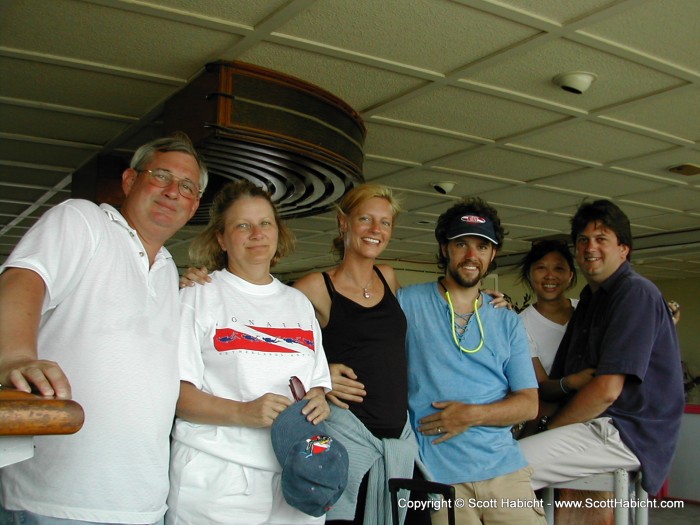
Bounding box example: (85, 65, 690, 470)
(511, 121, 674, 163)
(0, 165, 71, 186)
(390, 192, 456, 214)
(612, 147, 700, 184)
(581, 0, 700, 73)
(363, 123, 473, 164)
(468, 39, 683, 111)
(375, 86, 567, 139)
(0, 202, 38, 219)
(0, 104, 131, 144)
(374, 168, 509, 195)
(610, 202, 674, 221)
(479, 185, 584, 212)
(363, 159, 405, 179)
(239, 43, 427, 111)
(0, 185, 66, 204)
(0, 0, 240, 77)
(632, 212, 700, 231)
(154, 0, 289, 25)
(505, 211, 573, 233)
(492, 0, 620, 24)
(0, 57, 177, 115)
(622, 186, 700, 212)
(0, 138, 97, 169)
(434, 147, 581, 182)
(274, 0, 537, 74)
(535, 168, 667, 197)
(601, 88, 700, 142)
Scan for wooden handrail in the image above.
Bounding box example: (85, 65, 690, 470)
(0, 388, 84, 436)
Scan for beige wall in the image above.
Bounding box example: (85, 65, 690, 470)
(655, 276, 700, 373)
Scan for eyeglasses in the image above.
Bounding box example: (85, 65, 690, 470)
(139, 169, 201, 200)
(289, 376, 306, 402)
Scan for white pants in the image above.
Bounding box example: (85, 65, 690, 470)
(518, 417, 641, 490)
(166, 441, 325, 525)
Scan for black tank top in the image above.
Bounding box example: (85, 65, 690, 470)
(321, 267, 408, 438)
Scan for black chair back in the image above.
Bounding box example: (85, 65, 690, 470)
(388, 477, 456, 525)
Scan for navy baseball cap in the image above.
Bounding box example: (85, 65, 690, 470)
(271, 400, 349, 517)
(446, 214, 499, 245)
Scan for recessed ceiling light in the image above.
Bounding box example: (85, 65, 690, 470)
(669, 164, 700, 176)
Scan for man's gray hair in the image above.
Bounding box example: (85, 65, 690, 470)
(130, 132, 208, 193)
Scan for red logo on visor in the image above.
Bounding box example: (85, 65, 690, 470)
(461, 215, 486, 224)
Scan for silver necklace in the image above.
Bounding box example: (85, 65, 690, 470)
(362, 279, 372, 299)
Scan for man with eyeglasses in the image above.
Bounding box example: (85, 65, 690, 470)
(519, 199, 684, 500)
(0, 134, 207, 525)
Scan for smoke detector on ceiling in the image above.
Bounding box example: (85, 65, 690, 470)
(431, 181, 456, 194)
(552, 71, 597, 94)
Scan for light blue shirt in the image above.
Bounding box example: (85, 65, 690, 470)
(398, 282, 537, 484)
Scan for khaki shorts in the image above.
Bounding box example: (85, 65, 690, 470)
(519, 417, 640, 491)
(432, 466, 546, 525)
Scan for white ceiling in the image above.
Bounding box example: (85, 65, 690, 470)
(1, 0, 700, 281)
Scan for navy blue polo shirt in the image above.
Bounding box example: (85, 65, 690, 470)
(551, 261, 684, 495)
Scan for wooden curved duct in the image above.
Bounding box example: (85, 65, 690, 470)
(164, 61, 366, 222)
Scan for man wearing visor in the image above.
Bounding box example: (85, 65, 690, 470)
(398, 198, 545, 525)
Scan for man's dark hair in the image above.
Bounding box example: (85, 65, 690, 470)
(434, 197, 505, 272)
(570, 199, 632, 260)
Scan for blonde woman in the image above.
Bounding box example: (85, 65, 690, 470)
(167, 180, 331, 525)
(288, 184, 436, 525)
(180, 183, 509, 524)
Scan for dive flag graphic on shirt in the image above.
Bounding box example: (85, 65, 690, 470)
(214, 326, 315, 353)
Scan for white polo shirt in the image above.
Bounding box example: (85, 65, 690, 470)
(0, 199, 180, 523)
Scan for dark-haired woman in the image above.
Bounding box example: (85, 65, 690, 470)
(517, 241, 594, 396)
(515, 241, 596, 441)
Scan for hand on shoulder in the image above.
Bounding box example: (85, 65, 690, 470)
(179, 266, 211, 288)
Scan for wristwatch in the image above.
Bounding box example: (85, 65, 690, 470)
(537, 415, 550, 433)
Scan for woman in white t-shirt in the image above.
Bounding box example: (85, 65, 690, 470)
(167, 181, 332, 525)
(517, 241, 595, 427)
(518, 240, 578, 380)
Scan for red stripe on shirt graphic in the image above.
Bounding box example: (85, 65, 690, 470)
(214, 326, 315, 353)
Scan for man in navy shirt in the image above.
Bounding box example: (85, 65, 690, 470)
(519, 199, 684, 496)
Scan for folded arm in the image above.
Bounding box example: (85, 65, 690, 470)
(548, 373, 625, 429)
(539, 367, 596, 401)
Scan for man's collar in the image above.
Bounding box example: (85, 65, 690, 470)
(99, 203, 172, 262)
(100, 203, 129, 229)
(597, 260, 631, 293)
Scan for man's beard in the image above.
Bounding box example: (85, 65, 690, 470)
(447, 259, 486, 289)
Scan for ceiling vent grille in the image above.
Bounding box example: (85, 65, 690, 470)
(164, 61, 366, 223)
